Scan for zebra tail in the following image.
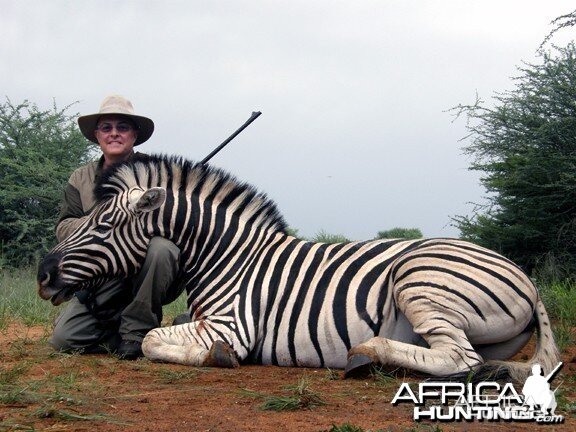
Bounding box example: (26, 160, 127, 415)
(485, 296, 561, 383)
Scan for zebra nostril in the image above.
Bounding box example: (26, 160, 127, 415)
(37, 273, 54, 300)
(37, 252, 63, 286)
(38, 273, 51, 286)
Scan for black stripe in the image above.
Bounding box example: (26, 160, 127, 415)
(398, 281, 486, 321)
(327, 242, 352, 260)
(200, 224, 262, 311)
(332, 241, 405, 346)
(419, 240, 518, 267)
(171, 190, 189, 240)
(286, 243, 330, 365)
(161, 188, 175, 238)
(236, 235, 283, 354)
(396, 252, 534, 309)
(187, 186, 218, 274)
(308, 243, 368, 366)
(355, 240, 423, 332)
(260, 238, 300, 365)
(270, 241, 311, 364)
(178, 196, 201, 265)
(193, 210, 243, 294)
(396, 265, 515, 319)
(251, 239, 286, 363)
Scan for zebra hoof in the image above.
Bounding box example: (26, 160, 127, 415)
(204, 340, 240, 368)
(344, 354, 374, 378)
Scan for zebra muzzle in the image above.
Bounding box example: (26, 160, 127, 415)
(38, 278, 75, 305)
(37, 252, 70, 304)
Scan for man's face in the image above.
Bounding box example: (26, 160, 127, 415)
(94, 115, 138, 160)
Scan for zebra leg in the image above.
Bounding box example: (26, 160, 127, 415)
(142, 324, 239, 368)
(346, 316, 483, 377)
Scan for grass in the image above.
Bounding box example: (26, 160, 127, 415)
(0, 263, 190, 426)
(325, 368, 341, 381)
(0, 338, 130, 428)
(320, 424, 444, 432)
(161, 290, 188, 325)
(538, 279, 576, 351)
(32, 404, 127, 424)
(370, 366, 398, 386)
(321, 424, 372, 432)
(0, 362, 31, 385)
(0, 267, 63, 329)
(154, 368, 199, 383)
(241, 377, 327, 411)
(0, 362, 40, 406)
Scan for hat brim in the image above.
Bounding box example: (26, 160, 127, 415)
(78, 113, 154, 146)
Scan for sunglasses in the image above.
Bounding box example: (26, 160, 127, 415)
(95, 123, 135, 134)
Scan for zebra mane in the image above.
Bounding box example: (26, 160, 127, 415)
(94, 153, 288, 233)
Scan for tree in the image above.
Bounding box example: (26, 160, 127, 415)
(452, 44, 576, 276)
(0, 99, 97, 267)
(540, 9, 576, 50)
(375, 227, 423, 240)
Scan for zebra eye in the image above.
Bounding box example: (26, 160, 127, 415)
(94, 224, 113, 234)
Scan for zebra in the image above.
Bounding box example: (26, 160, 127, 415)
(37, 154, 559, 381)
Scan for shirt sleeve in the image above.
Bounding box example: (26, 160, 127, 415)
(55, 182, 89, 242)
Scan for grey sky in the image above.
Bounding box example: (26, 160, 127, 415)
(2, 1, 574, 240)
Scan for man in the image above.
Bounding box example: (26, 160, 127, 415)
(51, 95, 183, 360)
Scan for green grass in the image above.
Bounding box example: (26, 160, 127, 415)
(321, 424, 370, 432)
(538, 279, 576, 351)
(161, 291, 188, 325)
(154, 368, 199, 383)
(320, 424, 443, 432)
(0, 363, 42, 406)
(325, 368, 341, 381)
(241, 377, 327, 411)
(0, 340, 130, 428)
(370, 366, 398, 387)
(0, 267, 63, 329)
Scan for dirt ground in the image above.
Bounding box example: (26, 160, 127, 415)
(0, 323, 574, 432)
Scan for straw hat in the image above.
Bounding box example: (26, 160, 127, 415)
(78, 95, 154, 146)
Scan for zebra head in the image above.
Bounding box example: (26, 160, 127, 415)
(37, 186, 166, 305)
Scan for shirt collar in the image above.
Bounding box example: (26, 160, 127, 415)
(95, 151, 137, 180)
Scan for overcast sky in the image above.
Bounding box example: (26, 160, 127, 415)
(2, 1, 574, 240)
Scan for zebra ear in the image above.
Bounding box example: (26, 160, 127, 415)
(130, 187, 166, 214)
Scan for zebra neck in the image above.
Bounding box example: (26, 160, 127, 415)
(184, 229, 288, 314)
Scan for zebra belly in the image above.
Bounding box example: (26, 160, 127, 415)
(254, 311, 421, 368)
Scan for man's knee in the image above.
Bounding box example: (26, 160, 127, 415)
(144, 237, 180, 270)
(51, 315, 120, 353)
(51, 314, 90, 352)
(50, 297, 120, 353)
(50, 325, 75, 352)
(136, 237, 182, 300)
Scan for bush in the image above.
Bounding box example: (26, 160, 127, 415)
(0, 99, 97, 267)
(375, 227, 423, 240)
(312, 230, 350, 244)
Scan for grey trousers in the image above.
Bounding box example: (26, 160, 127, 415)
(50, 237, 184, 353)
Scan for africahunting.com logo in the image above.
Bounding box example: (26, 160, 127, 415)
(391, 362, 565, 424)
